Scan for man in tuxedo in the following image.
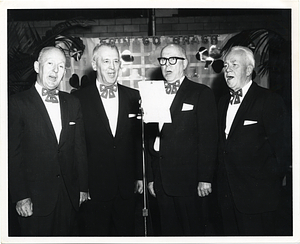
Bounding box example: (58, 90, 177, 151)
(73, 43, 143, 236)
(9, 46, 89, 236)
(146, 44, 218, 236)
(217, 46, 291, 235)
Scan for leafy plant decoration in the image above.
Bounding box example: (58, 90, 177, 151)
(220, 29, 288, 78)
(8, 18, 92, 94)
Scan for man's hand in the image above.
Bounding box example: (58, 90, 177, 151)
(134, 180, 143, 194)
(16, 198, 33, 217)
(148, 182, 156, 197)
(79, 191, 89, 206)
(198, 182, 212, 197)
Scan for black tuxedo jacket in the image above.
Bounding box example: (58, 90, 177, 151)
(146, 77, 218, 197)
(73, 83, 142, 202)
(217, 81, 291, 214)
(9, 86, 88, 216)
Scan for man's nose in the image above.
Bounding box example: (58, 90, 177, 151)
(224, 65, 231, 73)
(53, 64, 59, 73)
(109, 61, 115, 69)
(165, 61, 172, 67)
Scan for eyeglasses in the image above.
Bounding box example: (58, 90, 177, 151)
(157, 57, 185, 66)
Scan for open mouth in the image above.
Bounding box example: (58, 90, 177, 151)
(48, 75, 57, 81)
(107, 72, 115, 78)
(226, 76, 234, 80)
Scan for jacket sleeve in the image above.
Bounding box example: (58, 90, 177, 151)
(74, 98, 89, 192)
(144, 123, 159, 183)
(262, 92, 291, 177)
(134, 93, 144, 181)
(197, 87, 219, 183)
(8, 96, 30, 203)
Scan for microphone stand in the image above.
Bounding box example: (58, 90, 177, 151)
(139, 106, 149, 236)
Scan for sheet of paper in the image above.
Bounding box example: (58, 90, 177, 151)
(138, 80, 172, 124)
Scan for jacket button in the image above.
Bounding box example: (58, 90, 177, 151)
(56, 174, 60, 178)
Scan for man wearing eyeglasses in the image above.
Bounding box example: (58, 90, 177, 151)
(146, 44, 218, 236)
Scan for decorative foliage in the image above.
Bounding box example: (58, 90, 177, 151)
(195, 45, 224, 73)
(8, 18, 92, 94)
(220, 29, 287, 77)
(56, 35, 85, 61)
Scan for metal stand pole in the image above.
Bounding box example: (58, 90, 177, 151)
(140, 107, 149, 236)
(151, 9, 156, 36)
(148, 9, 156, 36)
(142, 8, 156, 234)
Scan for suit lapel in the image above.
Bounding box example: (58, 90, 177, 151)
(90, 84, 112, 135)
(227, 82, 257, 140)
(115, 84, 126, 139)
(219, 94, 230, 144)
(169, 77, 189, 116)
(160, 78, 188, 133)
(29, 86, 57, 142)
(58, 92, 68, 147)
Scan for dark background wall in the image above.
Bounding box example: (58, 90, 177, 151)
(8, 9, 291, 41)
(8, 8, 291, 106)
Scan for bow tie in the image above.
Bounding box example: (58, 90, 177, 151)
(42, 88, 59, 103)
(229, 89, 243, 104)
(100, 84, 118, 99)
(164, 80, 180, 94)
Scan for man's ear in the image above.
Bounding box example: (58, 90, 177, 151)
(183, 58, 189, 70)
(246, 65, 254, 77)
(118, 59, 122, 70)
(34, 61, 39, 73)
(91, 60, 97, 71)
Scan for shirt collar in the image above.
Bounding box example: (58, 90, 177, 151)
(96, 79, 118, 98)
(35, 82, 60, 103)
(167, 76, 185, 84)
(228, 80, 252, 106)
(35, 82, 44, 96)
(241, 80, 252, 100)
(96, 79, 118, 88)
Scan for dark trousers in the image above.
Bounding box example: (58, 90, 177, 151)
(80, 193, 135, 236)
(154, 177, 204, 236)
(218, 170, 276, 236)
(18, 180, 76, 236)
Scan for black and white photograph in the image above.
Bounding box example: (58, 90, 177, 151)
(1, 0, 299, 243)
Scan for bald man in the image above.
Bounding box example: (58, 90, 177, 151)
(146, 44, 218, 235)
(9, 46, 88, 236)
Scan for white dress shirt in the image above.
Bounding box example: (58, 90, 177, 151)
(35, 82, 62, 142)
(96, 80, 119, 137)
(225, 80, 252, 139)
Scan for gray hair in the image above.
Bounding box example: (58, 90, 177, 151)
(92, 43, 120, 62)
(161, 44, 188, 58)
(37, 46, 66, 62)
(223, 46, 255, 67)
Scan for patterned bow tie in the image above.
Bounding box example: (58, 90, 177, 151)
(229, 89, 243, 104)
(100, 84, 118, 99)
(42, 88, 59, 103)
(164, 80, 180, 94)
